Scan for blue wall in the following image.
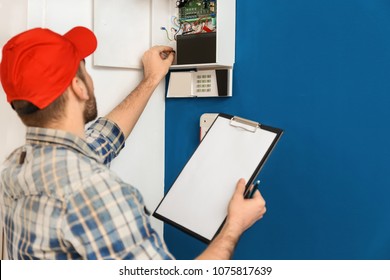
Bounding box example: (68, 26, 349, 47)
(164, 0, 390, 259)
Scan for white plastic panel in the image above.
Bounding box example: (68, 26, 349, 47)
(216, 0, 235, 67)
(93, 0, 152, 69)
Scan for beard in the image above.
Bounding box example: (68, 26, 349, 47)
(83, 87, 98, 124)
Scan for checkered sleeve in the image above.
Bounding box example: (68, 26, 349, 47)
(85, 118, 126, 166)
(61, 172, 174, 260)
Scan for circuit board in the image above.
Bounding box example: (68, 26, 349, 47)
(178, 0, 216, 22)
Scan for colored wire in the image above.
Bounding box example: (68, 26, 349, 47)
(194, 16, 208, 26)
(171, 16, 180, 28)
(160, 27, 174, 41)
(174, 22, 183, 40)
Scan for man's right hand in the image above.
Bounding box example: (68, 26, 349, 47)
(141, 45, 175, 85)
(105, 45, 174, 139)
(196, 178, 266, 260)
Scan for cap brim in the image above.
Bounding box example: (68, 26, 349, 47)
(64, 26, 97, 59)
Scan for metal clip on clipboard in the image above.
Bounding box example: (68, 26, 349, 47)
(230, 116, 260, 133)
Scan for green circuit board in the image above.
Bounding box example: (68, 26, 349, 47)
(178, 0, 216, 22)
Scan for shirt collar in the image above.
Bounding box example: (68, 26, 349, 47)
(25, 126, 102, 162)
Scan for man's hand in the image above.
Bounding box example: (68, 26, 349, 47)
(142, 46, 175, 85)
(105, 45, 174, 139)
(196, 178, 266, 260)
(224, 178, 266, 236)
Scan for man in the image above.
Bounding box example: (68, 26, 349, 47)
(0, 26, 266, 259)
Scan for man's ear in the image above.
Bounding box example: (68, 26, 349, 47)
(70, 76, 89, 101)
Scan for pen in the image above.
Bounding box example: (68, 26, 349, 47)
(245, 180, 260, 199)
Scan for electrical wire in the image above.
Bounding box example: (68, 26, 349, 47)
(194, 15, 209, 26)
(171, 16, 180, 28)
(174, 22, 183, 40)
(160, 27, 174, 41)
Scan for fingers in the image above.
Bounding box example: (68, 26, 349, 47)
(153, 45, 174, 53)
(142, 45, 175, 82)
(251, 188, 264, 200)
(235, 178, 265, 200)
(144, 45, 175, 61)
(236, 178, 246, 194)
(244, 182, 266, 217)
(152, 45, 175, 60)
(162, 51, 175, 63)
(252, 189, 266, 207)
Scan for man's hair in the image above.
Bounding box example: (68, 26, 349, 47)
(12, 65, 85, 127)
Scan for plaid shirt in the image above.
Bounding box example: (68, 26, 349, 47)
(0, 118, 174, 260)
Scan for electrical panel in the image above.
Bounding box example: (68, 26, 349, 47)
(162, 0, 236, 97)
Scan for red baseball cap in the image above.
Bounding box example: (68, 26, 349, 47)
(0, 26, 97, 109)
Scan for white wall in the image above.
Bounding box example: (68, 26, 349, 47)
(0, 0, 166, 258)
(0, 0, 28, 261)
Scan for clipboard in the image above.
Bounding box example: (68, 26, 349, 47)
(153, 113, 283, 243)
